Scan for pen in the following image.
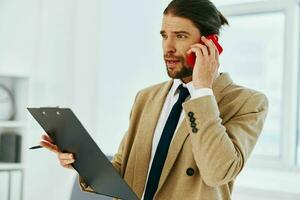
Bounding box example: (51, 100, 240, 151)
(29, 145, 43, 150)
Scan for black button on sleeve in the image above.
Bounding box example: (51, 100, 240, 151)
(186, 168, 195, 176)
(189, 117, 195, 123)
(188, 112, 194, 117)
(191, 122, 197, 128)
(192, 128, 198, 133)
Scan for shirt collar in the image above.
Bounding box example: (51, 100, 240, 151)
(171, 73, 221, 97)
(171, 79, 194, 97)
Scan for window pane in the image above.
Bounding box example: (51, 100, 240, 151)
(219, 12, 285, 157)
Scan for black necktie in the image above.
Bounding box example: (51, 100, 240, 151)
(144, 84, 190, 200)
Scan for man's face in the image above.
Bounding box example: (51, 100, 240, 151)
(161, 14, 201, 81)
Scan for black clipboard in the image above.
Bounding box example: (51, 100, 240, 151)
(27, 107, 139, 200)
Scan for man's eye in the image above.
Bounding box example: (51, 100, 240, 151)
(161, 34, 167, 39)
(177, 35, 187, 39)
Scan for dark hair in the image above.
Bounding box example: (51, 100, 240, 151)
(163, 0, 229, 36)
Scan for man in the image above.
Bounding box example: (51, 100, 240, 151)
(41, 0, 268, 199)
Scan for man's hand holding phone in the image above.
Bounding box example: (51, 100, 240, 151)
(186, 35, 221, 89)
(40, 133, 75, 169)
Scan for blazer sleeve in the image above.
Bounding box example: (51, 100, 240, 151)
(111, 91, 141, 173)
(111, 131, 128, 172)
(78, 176, 95, 193)
(182, 92, 268, 187)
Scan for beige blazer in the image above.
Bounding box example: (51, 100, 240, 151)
(80, 73, 268, 200)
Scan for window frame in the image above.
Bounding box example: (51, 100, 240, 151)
(297, 0, 300, 167)
(214, 0, 300, 196)
(217, 0, 299, 170)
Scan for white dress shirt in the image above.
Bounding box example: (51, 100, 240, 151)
(141, 79, 214, 199)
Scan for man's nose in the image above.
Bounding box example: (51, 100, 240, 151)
(163, 38, 176, 54)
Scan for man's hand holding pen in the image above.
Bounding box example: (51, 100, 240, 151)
(33, 133, 76, 169)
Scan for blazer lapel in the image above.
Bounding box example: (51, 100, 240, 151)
(133, 80, 173, 196)
(156, 120, 189, 193)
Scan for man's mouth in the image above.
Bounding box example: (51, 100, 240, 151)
(166, 59, 180, 67)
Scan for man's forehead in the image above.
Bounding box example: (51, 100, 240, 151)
(161, 14, 198, 33)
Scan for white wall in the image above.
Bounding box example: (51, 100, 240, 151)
(0, 0, 37, 73)
(0, 0, 170, 199)
(23, 0, 100, 200)
(3, 0, 294, 199)
(24, 0, 76, 200)
(95, 0, 170, 156)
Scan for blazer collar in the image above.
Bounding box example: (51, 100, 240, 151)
(151, 72, 233, 103)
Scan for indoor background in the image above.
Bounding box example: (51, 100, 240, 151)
(0, 0, 299, 199)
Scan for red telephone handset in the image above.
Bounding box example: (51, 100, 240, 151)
(186, 35, 223, 68)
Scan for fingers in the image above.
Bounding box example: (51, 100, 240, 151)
(58, 152, 75, 169)
(215, 47, 219, 62)
(58, 152, 74, 160)
(190, 44, 208, 58)
(62, 164, 74, 169)
(188, 46, 203, 58)
(42, 134, 53, 143)
(187, 45, 209, 67)
(200, 36, 216, 60)
(188, 36, 217, 60)
(40, 140, 59, 153)
(40, 133, 59, 153)
(39, 132, 75, 170)
(60, 159, 75, 165)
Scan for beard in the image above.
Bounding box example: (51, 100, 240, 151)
(165, 54, 193, 79)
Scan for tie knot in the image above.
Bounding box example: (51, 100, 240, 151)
(177, 84, 190, 102)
